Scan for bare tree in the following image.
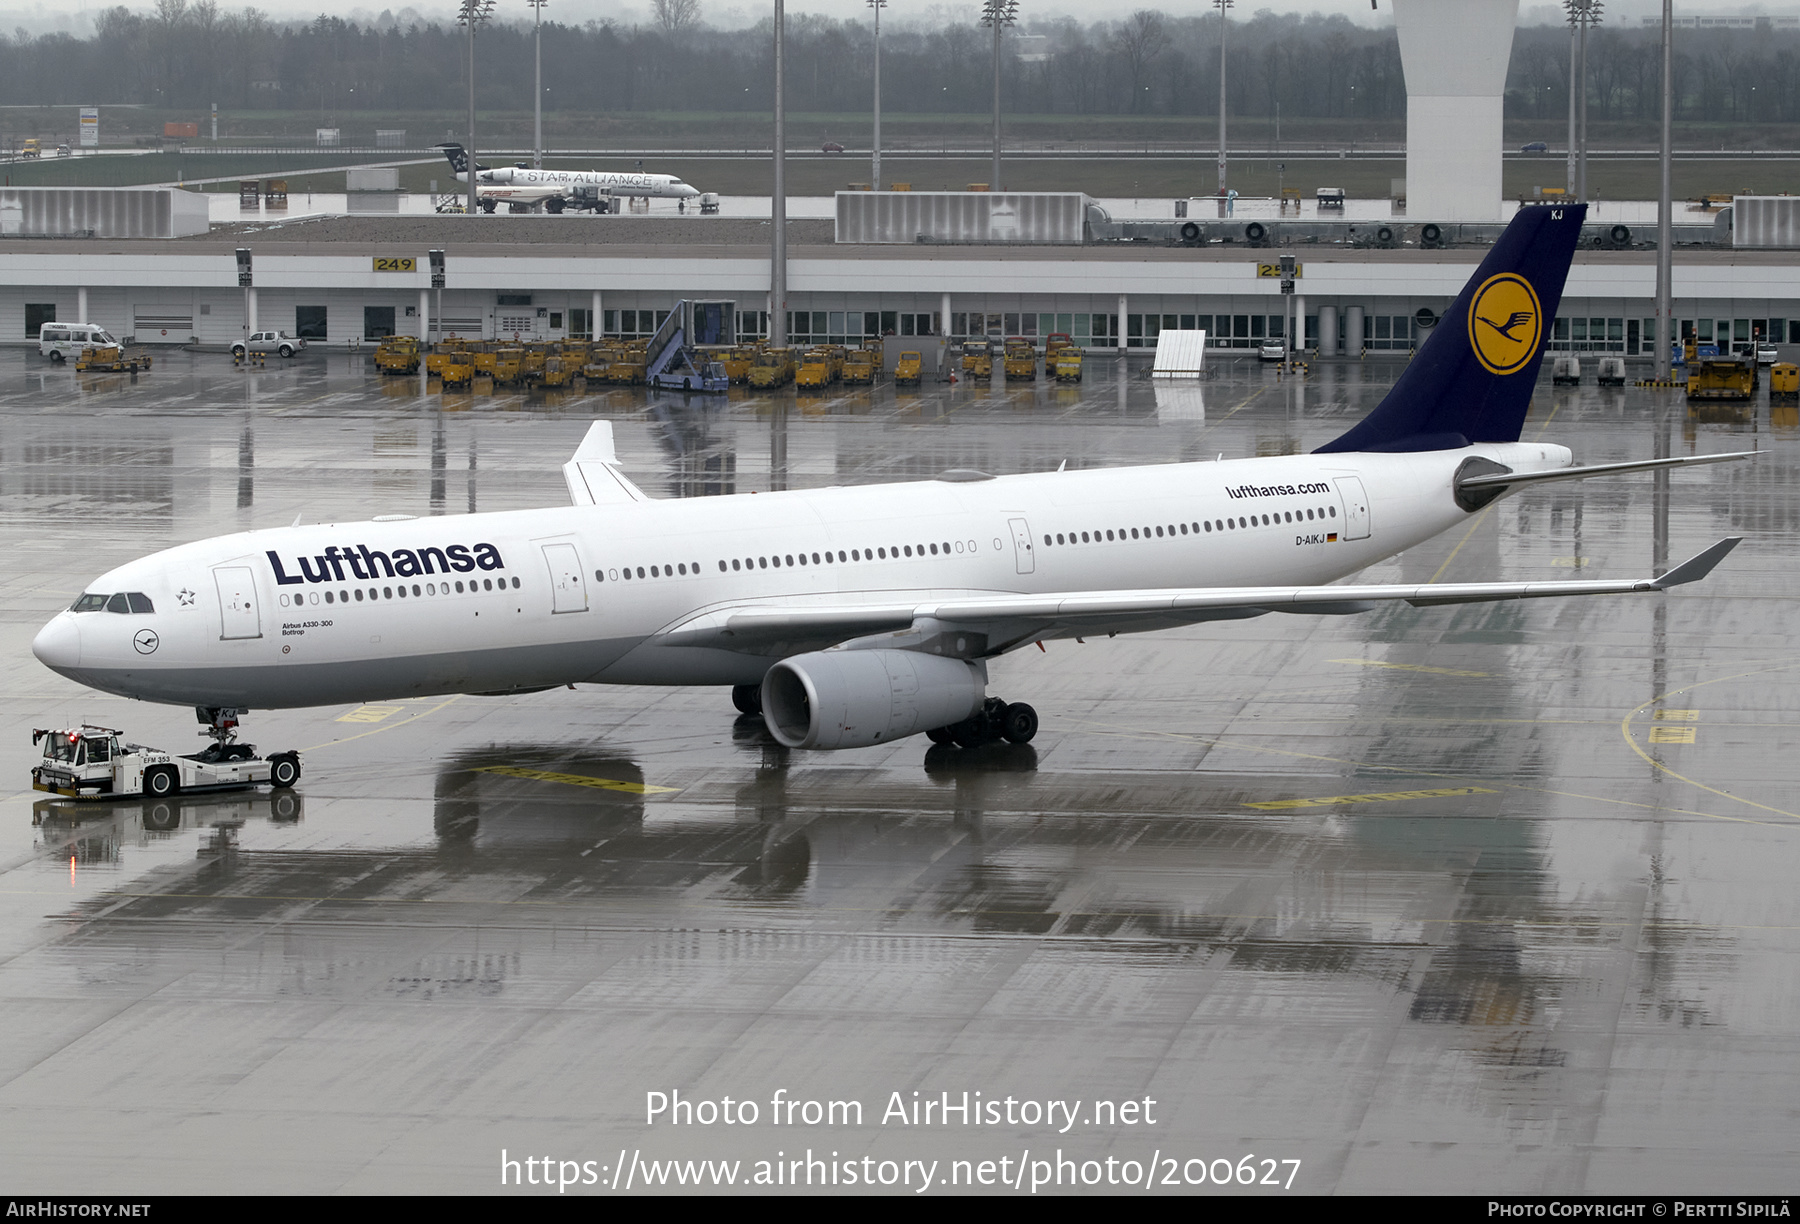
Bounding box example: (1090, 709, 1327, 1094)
(652, 0, 702, 36)
(1113, 10, 1164, 112)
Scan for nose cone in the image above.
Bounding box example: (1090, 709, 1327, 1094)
(680, 185, 701, 198)
(32, 614, 81, 674)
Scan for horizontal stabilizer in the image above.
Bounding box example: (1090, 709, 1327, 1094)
(1650, 536, 1741, 589)
(563, 421, 650, 506)
(1457, 450, 1758, 493)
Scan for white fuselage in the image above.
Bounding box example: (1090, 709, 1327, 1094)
(461, 166, 700, 199)
(32, 443, 1569, 711)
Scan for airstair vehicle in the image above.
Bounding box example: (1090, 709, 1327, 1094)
(645, 299, 734, 392)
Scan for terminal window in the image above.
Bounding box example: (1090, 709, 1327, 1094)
(295, 306, 327, 341)
(25, 303, 54, 336)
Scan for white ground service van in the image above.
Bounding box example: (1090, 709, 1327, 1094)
(32, 724, 300, 799)
(39, 323, 117, 362)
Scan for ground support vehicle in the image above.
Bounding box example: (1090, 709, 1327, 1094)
(20, 138, 40, 158)
(960, 341, 992, 377)
(373, 336, 421, 375)
(1003, 338, 1037, 380)
(647, 346, 729, 392)
(895, 350, 924, 386)
(1687, 352, 1757, 401)
(441, 351, 475, 387)
(796, 348, 833, 389)
(604, 342, 649, 385)
(1045, 334, 1083, 382)
(750, 348, 796, 389)
(32, 716, 299, 800)
(1771, 363, 1799, 399)
(231, 331, 306, 359)
(842, 348, 876, 385)
(722, 345, 759, 383)
(1553, 356, 1581, 386)
(486, 347, 525, 384)
(426, 340, 471, 378)
(1597, 356, 1627, 387)
(75, 345, 152, 374)
(542, 355, 581, 388)
(41, 323, 120, 362)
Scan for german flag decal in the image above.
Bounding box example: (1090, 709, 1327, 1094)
(1327, 532, 1339, 542)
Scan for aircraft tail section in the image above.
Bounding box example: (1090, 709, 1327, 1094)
(436, 143, 486, 177)
(1316, 204, 1586, 454)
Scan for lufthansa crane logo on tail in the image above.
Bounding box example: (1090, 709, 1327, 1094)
(1468, 273, 1544, 376)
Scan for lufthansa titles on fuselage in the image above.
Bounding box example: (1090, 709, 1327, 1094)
(267, 542, 506, 586)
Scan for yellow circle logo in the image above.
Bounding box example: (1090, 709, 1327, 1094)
(1467, 273, 1543, 376)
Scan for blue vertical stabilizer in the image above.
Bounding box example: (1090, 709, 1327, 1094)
(1316, 203, 1586, 454)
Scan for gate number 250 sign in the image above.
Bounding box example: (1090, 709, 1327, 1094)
(372, 257, 417, 273)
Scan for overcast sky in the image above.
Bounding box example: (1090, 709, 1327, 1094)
(3, 1, 1793, 39)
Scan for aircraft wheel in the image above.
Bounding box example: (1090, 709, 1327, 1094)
(948, 714, 992, 750)
(925, 725, 957, 746)
(145, 766, 178, 798)
(1001, 702, 1038, 745)
(269, 755, 300, 788)
(732, 683, 763, 716)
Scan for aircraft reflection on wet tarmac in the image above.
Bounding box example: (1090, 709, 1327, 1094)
(67, 738, 1728, 1047)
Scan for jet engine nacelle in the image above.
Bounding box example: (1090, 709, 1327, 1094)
(762, 649, 986, 750)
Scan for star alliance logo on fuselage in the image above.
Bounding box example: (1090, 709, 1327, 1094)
(1467, 272, 1544, 376)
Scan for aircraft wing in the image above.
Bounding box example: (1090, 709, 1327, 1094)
(660, 537, 1741, 657)
(564, 421, 650, 506)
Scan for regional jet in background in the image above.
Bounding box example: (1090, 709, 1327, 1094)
(437, 143, 701, 213)
(34, 204, 1749, 760)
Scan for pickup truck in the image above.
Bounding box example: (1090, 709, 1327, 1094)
(231, 330, 307, 359)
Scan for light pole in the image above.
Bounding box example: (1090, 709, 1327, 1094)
(981, 0, 1018, 192)
(528, 0, 547, 169)
(772, 0, 787, 346)
(458, 0, 496, 216)
(1214, 0, 1232, 195)
(868, 0, 886, 191)
(1656, 0, 1673, 382)
(1566, 0, 1602, 203)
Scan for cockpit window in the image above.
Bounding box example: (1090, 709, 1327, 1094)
(105, 593, 131, 614)
(127, 592, 154, 614)
(71, 593, 109, 612)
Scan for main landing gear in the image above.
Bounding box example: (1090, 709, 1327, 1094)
(729, 685, 1037, 750)
(927, 697, 1038, 750)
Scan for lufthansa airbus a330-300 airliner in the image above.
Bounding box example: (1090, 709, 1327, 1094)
(34, 204, 1749, 758)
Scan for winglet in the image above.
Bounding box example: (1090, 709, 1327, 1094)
(563, 421, 650, 506)
(1650, 537, 1742, 589)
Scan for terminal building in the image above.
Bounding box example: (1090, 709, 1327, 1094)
(1, 231, 1795, 360)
